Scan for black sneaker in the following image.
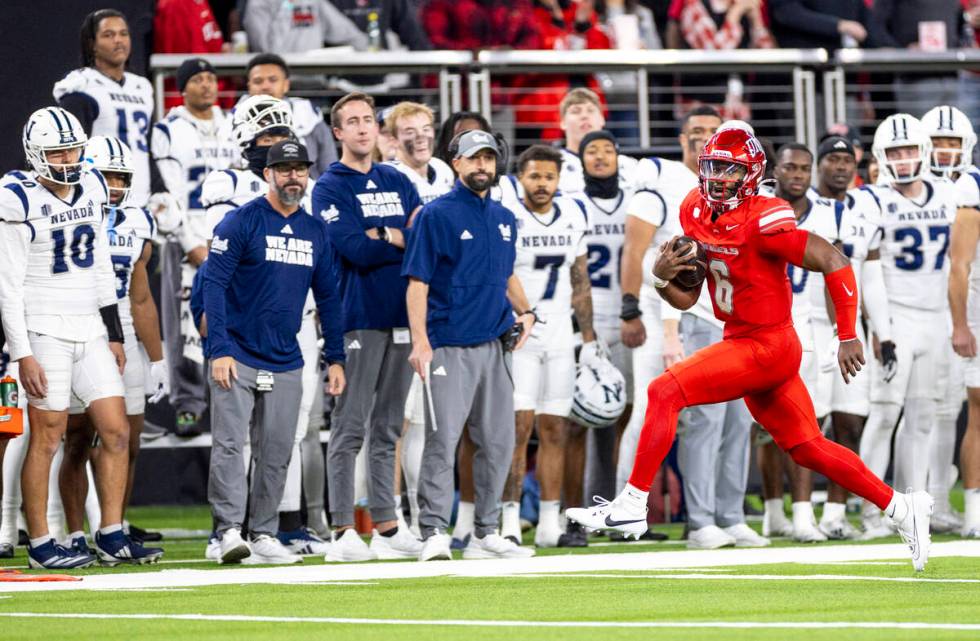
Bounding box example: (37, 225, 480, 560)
(557, 521, 588, 548)
(175, 412, 203, 437)
(609, 529, 668, 542)
(128, 523, 163, 542)
(0, 543, 13, 558)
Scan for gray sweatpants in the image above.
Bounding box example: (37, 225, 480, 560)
(328, 329, 413, 526)
(209, 362, 303, 536)
(419, 341, 515, 539)
(161, 240, 207, 417)
(676, 315, 752, 530)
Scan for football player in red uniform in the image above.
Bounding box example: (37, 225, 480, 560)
(567, 128, 934, 571)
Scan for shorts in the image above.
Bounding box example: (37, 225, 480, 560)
(870, 304, 945, 405)
(513, 343, 576, 416)
(28, 332, 125, 413)
(831, 319, 869, 417)
(69, 327, 146, 416)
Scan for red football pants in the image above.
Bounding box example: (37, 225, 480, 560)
(628, 324, 893, 510)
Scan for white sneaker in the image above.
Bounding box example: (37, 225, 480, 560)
(962, 525, 980, 539)
(818, 516, 860, 540)
(205, 534, 220, 561)
(370, 528, 423, 559)
(793, 521, 828, 543)
(565, 496, 648, 539)
(861, 510, 896, 540)
(325, 528, 377, 562)
(889, 491, 934, 572)
(462, 532, 535, 559)
(246, 534, 302, 564)
(534, 522, 562, 548)
(930, 508, 964, 534)
(762, 512, 793, 538)
(419, 532, 453, 561)
(219, 528, 251, 564)
(687, 525, 736, 550)
(278, 528, 331, 556)
(723, 523, 770, 548)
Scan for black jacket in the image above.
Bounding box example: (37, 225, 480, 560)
(769, 0, 890, 51)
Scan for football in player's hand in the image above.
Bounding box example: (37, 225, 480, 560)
(670, 236, 707, 290)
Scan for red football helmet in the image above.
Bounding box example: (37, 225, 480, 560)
(697, 128, 766, 211)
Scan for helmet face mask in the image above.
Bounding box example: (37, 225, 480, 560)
(921, 105, 976, 178)
(872, 114, 931, 185)
(697, 129, 765, 211)
(23, 107, 89, 186)
(84, 135, 134, 205)
(700, 159, 748, 203)
(232, 94, 294, 155)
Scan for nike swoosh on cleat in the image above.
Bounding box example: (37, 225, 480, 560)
(604, 516, 646, 527)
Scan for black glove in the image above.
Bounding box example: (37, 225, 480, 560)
(879, 340, 898, 383)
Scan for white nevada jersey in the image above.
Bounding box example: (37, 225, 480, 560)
(501, 183, 589, 318)
(578, 187, 633, 328)
(559, 147, 638, 195)
(106, 205, 155, 331)
(53, 68, 154, 206)
(852, 181, 956, 311)
(631, 157, 694, 290)
(152, 106, 237, 248)
(200, 168, 310, 239)
(786, 194, 845, 324)
(0, 169, 115, 359)
(387, 157, 453, 204)
(955, 166, 980, 319)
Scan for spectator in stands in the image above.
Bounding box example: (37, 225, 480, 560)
(332, 0, 430, 51)
(768, 0, 888, 51)
(664, 0, 776, 120)
(872, 0, 964, 114)
(153, 0, 231, 110)
(245, 53, 338, 178)
(243, 0, 368, 54)
(961, 1, 980, 127)
(420, 0, 541, 51)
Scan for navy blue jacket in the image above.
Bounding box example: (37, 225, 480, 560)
(203, 196, 345, 372)
(190, 263, 208, 355)
(312, 161, 422, 332)
(402, 182, 517, 349)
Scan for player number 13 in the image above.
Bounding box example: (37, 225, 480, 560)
(709, 258, 733, 314)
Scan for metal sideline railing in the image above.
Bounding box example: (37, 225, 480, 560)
(150, 48, 980, 157)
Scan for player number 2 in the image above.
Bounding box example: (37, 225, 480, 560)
(51, 224, 95, 274)
(709, 258, 733, 314)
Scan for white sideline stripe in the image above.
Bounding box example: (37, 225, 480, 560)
(1, 541, 978, 593)
(518, 573, 980, 584)
(2, 613, 980, 631)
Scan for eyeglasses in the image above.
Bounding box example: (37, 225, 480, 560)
(272, 165, 310, 176)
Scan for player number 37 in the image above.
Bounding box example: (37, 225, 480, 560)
(709, 258, 733, 314)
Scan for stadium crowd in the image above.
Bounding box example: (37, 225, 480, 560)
(0, 2, 978, 569)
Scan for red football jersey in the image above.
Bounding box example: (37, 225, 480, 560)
(679, 190, 808, 338)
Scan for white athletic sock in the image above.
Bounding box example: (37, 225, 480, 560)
(454, 501, 474, 539)
(965, 489, 980, 530)
(99, 523, 123, 536)
(821, 502, 846, 523)
(501, 501, 521, 539)
(66, 530, 84, 541)
(885, 492, 909, 523)
(538, 500, 560, 533)
(791, 501, 816, 530)
(764, 498, 787, 521)
(619, 483, 648, 512)
(85, 464, 101, 533)
(30, 535, 52, 548)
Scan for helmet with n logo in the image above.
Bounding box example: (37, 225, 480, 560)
(872, 114, 931, 185)
(921, 105, 976, 178)
(85, 136, 134, 204)
(22, 107, 88, 185)
(570, 358, 627, 429)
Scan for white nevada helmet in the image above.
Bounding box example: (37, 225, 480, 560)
(84, 136, 134, 204)
(231, 94, 294, 153)
(872, 113, 932, 185)
(570, 357, 627, 429)
(921, 105, 977, 178)
(22, 106, 88, 185)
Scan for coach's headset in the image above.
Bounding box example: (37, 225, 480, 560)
(448, 129, 510, 186)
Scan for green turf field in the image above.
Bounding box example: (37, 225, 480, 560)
(1, 505, 979, 640)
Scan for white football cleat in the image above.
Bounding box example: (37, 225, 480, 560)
(462, 532, 535, 559)
(793, 521, 828, 543)
(762, 511, 794, 538)
(861, 510, 896, 540)
(218, 528, 251, 564)
(687, 525, 736, 550)
(890, 491, 934, 572)
(962, 526, 980, 539)
(369, 528, 423, 560)
(723, 523, 771, 548)
(930, 508, 964, 534)
(245, 534, 302, 564)
(565, 496, 648, 539)
(419, 532, 453, 561)
(325, 528, 377, 562)
(533, 522, 562, 548)
(818, 516, 860, 540)
(205, 533, 220, 561)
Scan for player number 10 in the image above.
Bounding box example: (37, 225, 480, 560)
(709, 258, 733, 314)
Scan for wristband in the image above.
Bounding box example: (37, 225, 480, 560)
(825, 265, 859, 342)
(620, 294, 642, 320)
(376, 226, 389, 243)
(517, 309, 539, 325)
(100, 304, 125, 343)
(652, 274, 669, 289)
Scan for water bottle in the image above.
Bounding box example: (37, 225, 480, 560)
(367, 11, 382, 52)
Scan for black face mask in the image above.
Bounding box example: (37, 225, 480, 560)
(584, 171, 619, 199)
(245, 144, 271, 176)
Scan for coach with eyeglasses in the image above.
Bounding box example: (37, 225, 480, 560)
(203, 140, 346, 562)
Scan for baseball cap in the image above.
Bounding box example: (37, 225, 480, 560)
(455, 130, 500, 158)
(177, 58, 216, 92)
(817, 135, 856, 162)
(265, 140, 313, 167)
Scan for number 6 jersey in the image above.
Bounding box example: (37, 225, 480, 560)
(0, 169, 116, 360)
